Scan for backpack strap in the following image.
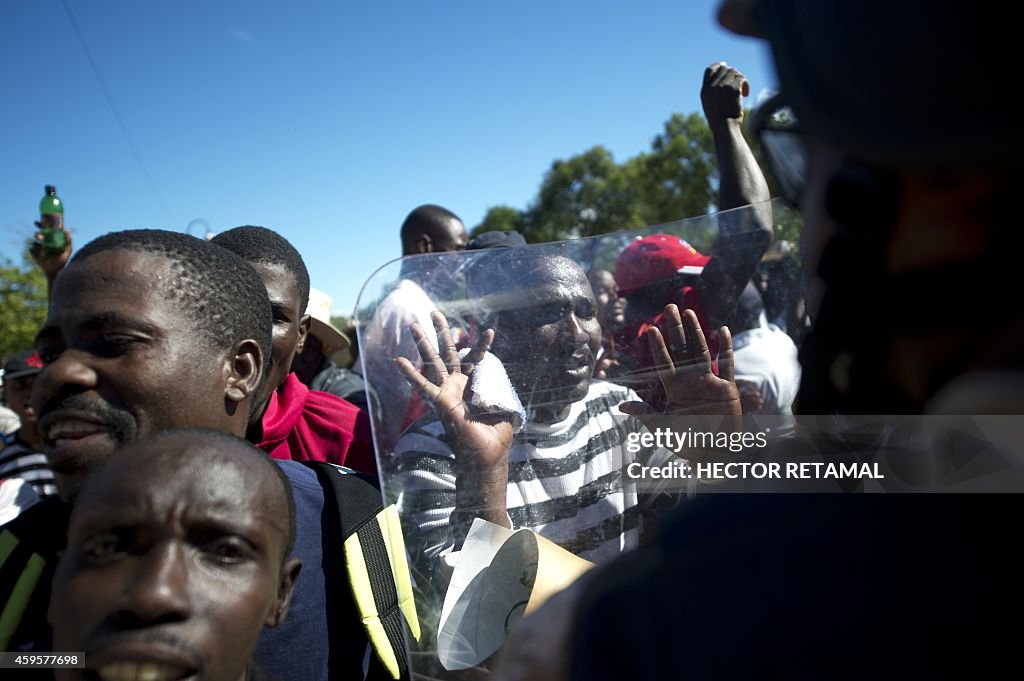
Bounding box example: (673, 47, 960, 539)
(302, 462, 419, 680)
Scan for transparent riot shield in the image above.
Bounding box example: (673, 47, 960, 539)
(349, 190, 1024, 679)
(355, 200, 805, 676)
(355, 198, 1024, 677)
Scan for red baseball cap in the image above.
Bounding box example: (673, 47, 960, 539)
(614, 234, 710, 296)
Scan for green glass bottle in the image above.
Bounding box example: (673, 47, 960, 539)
(38, 184, 67, 255)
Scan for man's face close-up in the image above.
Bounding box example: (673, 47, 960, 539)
(31, 250, 236, 502)
(490, 257, 602, 415)
(50, 439, 293, 681)
(248, 261, 307, 404)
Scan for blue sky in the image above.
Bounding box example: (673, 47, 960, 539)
(0, 0, 774, 316)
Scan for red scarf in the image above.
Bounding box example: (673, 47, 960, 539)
(260, 374, 377, 476)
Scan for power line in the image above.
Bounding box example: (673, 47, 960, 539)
(58, 0, 176, 225)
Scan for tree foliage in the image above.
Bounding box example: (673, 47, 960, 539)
(472, 114, 719, 242)
(472, 108, 794, 247)
(629, 112, 716, 226)
(0, 257, 47, 359)
(470, 206, 524, 238)
(523, 146, 642, 243)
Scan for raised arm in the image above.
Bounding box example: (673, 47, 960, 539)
(703, 61, 770, 212)
(697, 62, 773, 328)
(29, 222, 73, 303)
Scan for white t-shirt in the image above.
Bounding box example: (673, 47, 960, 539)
(732, 322, 801, 415)
(357, 279, 440, 448)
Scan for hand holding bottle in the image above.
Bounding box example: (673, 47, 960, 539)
(30, 184, 72, 280)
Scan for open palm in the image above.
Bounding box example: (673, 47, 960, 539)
(396, 311, 515, 469)
(619, 305, 741, 433)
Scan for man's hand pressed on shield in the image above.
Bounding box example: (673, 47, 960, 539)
(620, 305, 742, 459)
(396, 310, 515, 530)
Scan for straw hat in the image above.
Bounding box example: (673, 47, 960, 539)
(305, 288, 351, 356)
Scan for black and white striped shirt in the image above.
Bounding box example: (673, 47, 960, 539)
(0, 434, 57, 499)
(389, 381, 674, 565)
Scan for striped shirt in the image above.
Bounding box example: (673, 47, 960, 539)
(0, 435, 57, 499)
(389, 380, 674, 566)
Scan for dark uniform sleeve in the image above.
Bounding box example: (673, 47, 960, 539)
(570, 494, 1024, 680)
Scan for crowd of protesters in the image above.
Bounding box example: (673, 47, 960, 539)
(2, 1, 1022, 677)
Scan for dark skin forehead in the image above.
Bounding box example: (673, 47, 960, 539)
(487, 256, 597, 319)
(518, 256, 588, 289)
(249, 262, 303, 326)
(40, 251, 185, 344)
(72, 435, 290, 562)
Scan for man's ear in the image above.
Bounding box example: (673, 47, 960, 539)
(225, 339, 263, 405)
(296, 314, 312, 354)
(266, 558, 302, 628)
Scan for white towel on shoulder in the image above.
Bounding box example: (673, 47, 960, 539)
(459, 348, 527, 433)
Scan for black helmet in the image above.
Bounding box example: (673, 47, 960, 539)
(720, 0, 1018, 166)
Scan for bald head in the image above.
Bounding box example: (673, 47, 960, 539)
(399, 204, 468, 256)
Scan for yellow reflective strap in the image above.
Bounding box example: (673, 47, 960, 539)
(0, 532, 17, 570)
(344, 531, 401, 679)
(0, 552, 45, 651)
(377, 506, 420, 642)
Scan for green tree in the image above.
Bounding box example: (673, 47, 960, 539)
(471, 116, 722, 242)
(330, 314, 351, 332)
(470, 107, 799, 250)
(0, 257, 48, 359)
(522, 146, 642, 243)
(470, 206, 523, 238)
(629, 112, 716, 225)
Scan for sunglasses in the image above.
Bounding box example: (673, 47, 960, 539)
(751, 92, 808, 208)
